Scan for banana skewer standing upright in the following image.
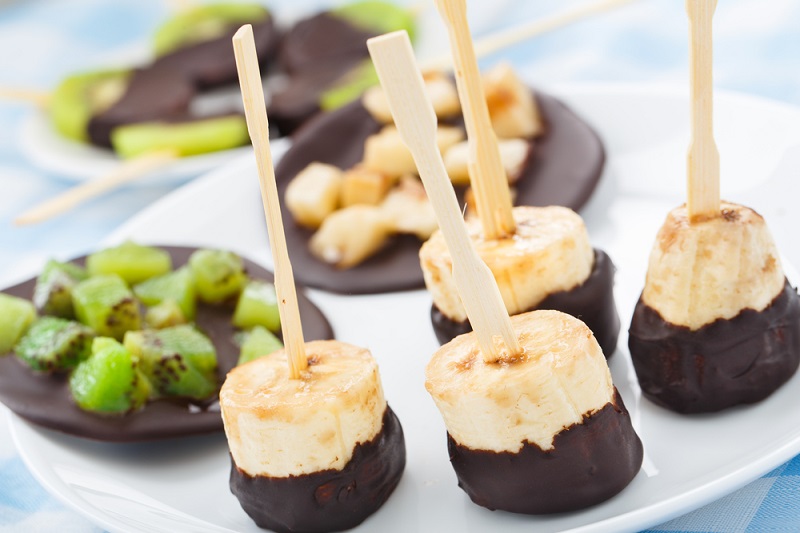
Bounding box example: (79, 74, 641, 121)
(627, 0, 800, 413)
(220, 24, 405, 533)
(368, 29, 642, 514)
(417, 0, 620, 357)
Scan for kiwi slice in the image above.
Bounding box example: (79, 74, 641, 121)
(188, 249, 247, 304)
(134, 267, 196, 320)
(0, 294, 36, 354)
(72, 274, 141, 340)
(154, 3, 270, 56)
(70, 337, 151, 414)
(32, 259, 88, 319)
(49, 69, 130, 143)
(14, 317, 93, 372)
(124, 325, 217, 400)
(332, 0, 417, 41)
(236, 325, 283, 366)
(232, 280, 280, 331)
(145, 300, 188, 329)
(111, 115, 250, 159)
(319, 60, 380, 112)
(86, 241, 172, 285)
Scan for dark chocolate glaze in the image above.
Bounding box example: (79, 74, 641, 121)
(230, 406, 405, 533)
(275, 92, 606, 294)
(447, 390, 642, 514)
(431, 249, 620, 358)
(87, 19, 279, 148)
(628, 280, 800, 414)
(278, 12, 376, 74)
(0, 246, 333, 442)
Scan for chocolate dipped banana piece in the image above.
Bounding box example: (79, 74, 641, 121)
(629, 202, 800, 413)
(421, 205, 620, 356)
(426, 310, 642, 514)
(221, 340, 405, 533)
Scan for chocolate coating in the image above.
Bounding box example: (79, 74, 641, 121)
(87, 19, 279, 148)
(275, 92, 606, 294)
(0, 246, 333, 442)
(431, 250, 620, 357)
(447, 390, 642, 514)
(230, 406, 405, 533)
(628, 280, 800, 413)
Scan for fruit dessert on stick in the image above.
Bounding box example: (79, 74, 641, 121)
(418, 0, 619, 356)
(369, 30, 642, 513)
(628, 0, 800, 413)
(221, 25, 405, 533)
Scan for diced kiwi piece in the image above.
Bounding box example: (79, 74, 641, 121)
(232, 280, 280, 331)
(72, 274, 141, 340)
(32, 259, 88, 318)
(188, 249, 247, 304)
(134, 267, 196, 320)
(124, 325, 217, 400)
(332, 0, 416, 41)
(0, 294, 36, 354)
(153, 3, 269, 56)
(86, 241, 172, 285)
(111, 115, 250, 160)
(319, 60, 380, 112)
(236, 326, 283, 366)
(145, 300, 187, 329)
(14, 317, 93, 372)
(70, 337, 150, 414)
(50, 69, 130, 143)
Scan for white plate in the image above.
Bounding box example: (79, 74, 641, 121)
(9, 84, 800, 533)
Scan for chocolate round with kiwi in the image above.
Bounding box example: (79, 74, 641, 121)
(448, 390, 642, 514)
(0, 246, 333, 442)
(275, 92, 606, 295)
(230, 406, 405, 533)
(628, 280, 800, 413)
(431, 250, 620, 358)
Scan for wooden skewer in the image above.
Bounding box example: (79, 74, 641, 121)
(0, 87, 50, 108)
(686, 0, 720, 221)
(368, 31, 521, 363)
(435, 0, 516, 240)
(233, 24, 308, 379)
(14, 150, 177, 226)
(421, 0, 641, 72)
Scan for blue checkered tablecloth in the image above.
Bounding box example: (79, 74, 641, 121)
(0, 1, 799, 531)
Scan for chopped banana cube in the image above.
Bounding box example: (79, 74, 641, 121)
(340, 166, 393, 207)
(309, 206, 392, 269)
(382, 176, 438, 239)
(444, 138, 531, 185)
(363, 125, 465, 179)
(483, 63, 544, 139)
(362, 71, 461, 124)
(285, 163, 343, 229)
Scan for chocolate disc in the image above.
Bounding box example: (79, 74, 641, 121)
(0, 246, 333, 442)
(628, 280, 800, 413)
(275, 91, 606, 294)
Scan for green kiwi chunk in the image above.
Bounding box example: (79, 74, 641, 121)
(32, 259, 88, 319)
(153, 3, 270, 56)
(124, 325, 217, 400)
(188, 249, 247, 304)
(134, 267, 196, 320)
(0, 294, 37, 354)
(232, 280, 280, 331)
(236, 325, 283, 366)
(14, 317, 93, 372)
(70, 337, 151, 414)
(72, 274, 141, 340)
(145, 300, 188, 329)
(86, 241, 172, 285)
(50, 69, 130, 143)
(319, 60, 380, 112)
(111, 115, 250, 159)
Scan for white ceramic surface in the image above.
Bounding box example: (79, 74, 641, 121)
(9, 85, 800, 533)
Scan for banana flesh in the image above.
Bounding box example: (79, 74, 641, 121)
(642, 202, 784, 330)
(220, 340, 387, 477)
(425, 310, 614, 453)
(420, 205, 594, 322)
